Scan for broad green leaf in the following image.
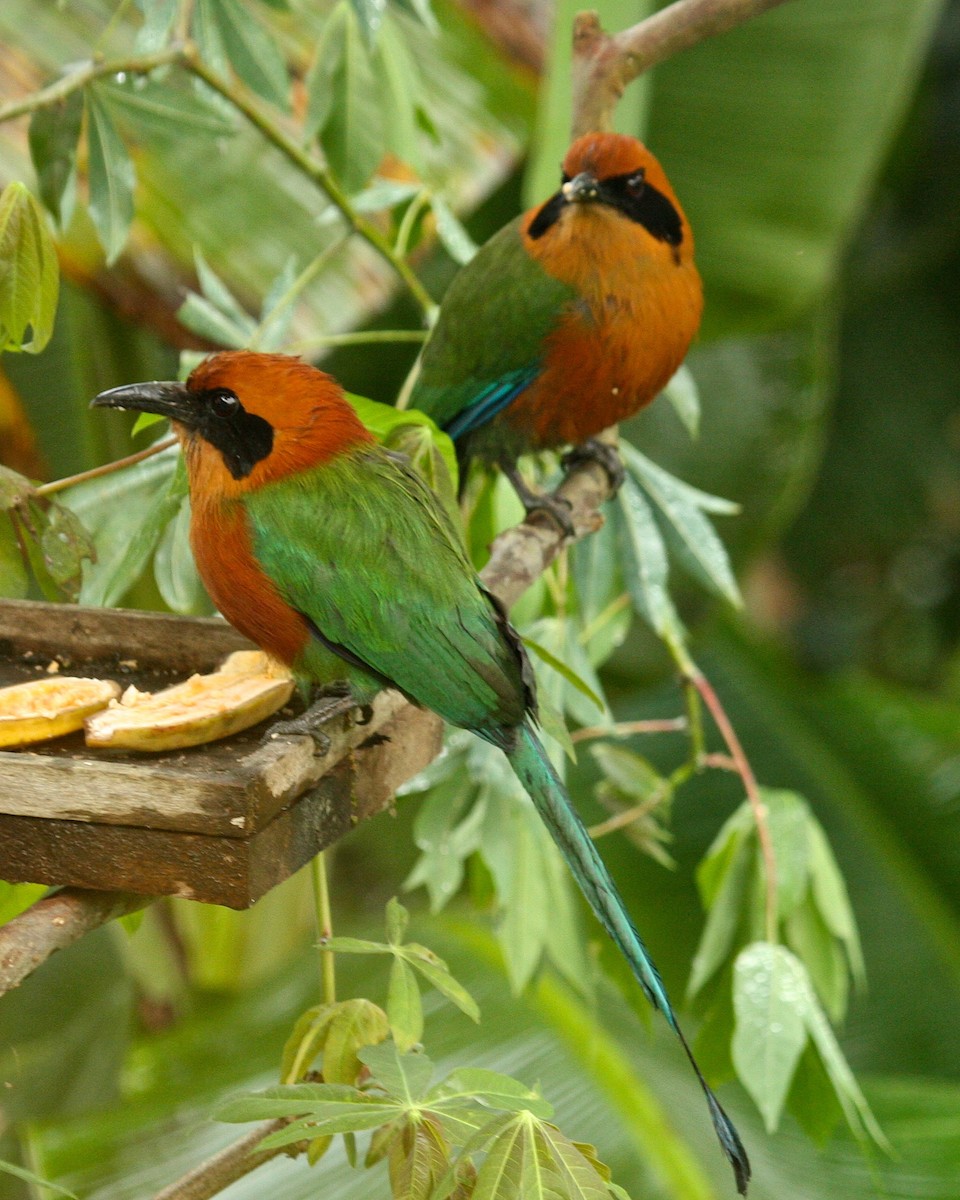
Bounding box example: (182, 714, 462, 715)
(687, 823, 752, 1000)
(101, 79, 236, 138)
(389, 1113, 449, 1200)
(66, 444, 181, 607)
(807, 821, 866, 986)
(613, 475, 674, 635)
(496, 804, 552, 993)
(386, 895, 410, 945)
(321, 935, 392, 955)
(439, 1069, 550, 1118)
(359, 1041, 434, 1103)
(350, 0, 387, 42)
(192, 0, 232, 76)
(153, 495, 209, 614)
(622, 442, 741, 606)
(732, 942, 809, 1132)
(373, 16, 423, 171)
(388, 955, 424, 1052)
(590, 744, 662, 802)
(401, 943, 480, 1022)
(763, 788, 812, 921)
(209, 0, 290, 109)
(256, 254, 298, 351)
(661, 363, 700, 439)
(571, 515, 631, 666)
(394, 0, 438, 33)
(194, 246, 258, 335)
(323, 998, 390, 1084)
(85, 88, 136, 265)
(39, 498, 95, 599)
(535, 1122, 615, 1200)
(383, 423, 459, 523)
(0, 181, 59, 352)
(280, 1002, 338, 1082)
(404, 773, 484, 912)
(134, 0, 178, 52)
(0, 512, 28, 598)
(431, 194, 478, 265)
(472, 1113, 527, 1200)
(347, 391, 457, 484)
(785, 900, 849, 1023)
(28, 90, 83, 224)
(0, 1160, 77, 1198)
(350, 177, 421, 213)
(216, 1081, 396, 1128)
(306, 2, 384, 193)
(431, 1112, 518, 1200)
(177, 293, 250, 347)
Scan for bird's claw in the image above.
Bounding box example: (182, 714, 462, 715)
(521, 492, 576, 538)
(561, 439, 625, 493)
(261, 691, 361, 755)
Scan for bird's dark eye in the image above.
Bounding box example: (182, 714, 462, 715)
(208, 388, 240, 418)
(626, 170, 646, 196)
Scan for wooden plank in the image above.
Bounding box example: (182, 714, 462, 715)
(0, 705, 442, 908)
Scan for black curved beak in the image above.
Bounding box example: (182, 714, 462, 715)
(91, 380, 196, 425)
(561, 171, 600, 203)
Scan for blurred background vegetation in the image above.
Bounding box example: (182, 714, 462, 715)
(2, 0, 960, 1197)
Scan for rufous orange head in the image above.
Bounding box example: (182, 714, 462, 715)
(523, 132, 694, 266)
(92, 351, 372, 498)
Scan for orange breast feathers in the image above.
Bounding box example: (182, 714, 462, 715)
(509, 168, 702, 450)
(188, 492, 309, 668)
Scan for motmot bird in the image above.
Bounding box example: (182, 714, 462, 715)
(410, 131, 702, 530)
(93, 351, 748, 1193)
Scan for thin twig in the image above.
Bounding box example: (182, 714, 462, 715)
(588, 791, 666, 839)
(689, 667, 778, 943)
(34, 437, 177, 497)
(571, 717, 687, 743)
(312, 851, 336, 1008)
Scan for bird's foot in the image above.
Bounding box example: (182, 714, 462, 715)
(561, 439, 625, 494)
(262, 690, 361, 754)
(503, 464, 576, 538)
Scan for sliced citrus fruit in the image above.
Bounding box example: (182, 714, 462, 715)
(84, 650, 296, 752)
(0, 676, 122, 748)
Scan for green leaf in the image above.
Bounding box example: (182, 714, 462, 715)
(763, 788, 813, 921)
(39, 499, 96, 600)
(85, 87, 136, 265)
(256, 254, 299, 351)
(613, 475, 675, 636)
(732, 941, 809, 1132)
(306, 2, 385, 193)
(404, 772, 483, 912)
(350, 0, 387, 42)
(373, 15, 423, 170)
(192, 0, 231, 76)
(400, 944, 481, 1023)
(386, 896, 410, 945)
(394, 0, 438, 34)
(154, 495, 210, 614)
(431, 194, 479, 266)
(134, 0, 178, 52)
(661, 363, 700, 439)
(590, 744, 662, 802)
(388, 1113, 450, 1200)
(177, 293, 251, 347)
(0, 181, 59, 352)
(785, 900, 849, 1023)
(359, 1041, 434, 1103)
(0, 512, 28, 598)
(0, 1160, 77, 1198)
(388, 955, 424, 1052)
(28, 90, 83, 224)
(280, 1003, 338, 1082)
(522, 634, 605, 716)
(323, 998, 390, 1084)
(807, 820, 866, 987)
(215, 1081, 396, 1127)
(621, 442, 742, 607)
(209, 0, 290, 109)
(536, 1122, 616, 1199)
(347, 391, 458, 486)
(321, 935, 392, 955)
(101, 79, 236, 138)
(439, 1069, 549, 1117)
(687, 824, 751, 1001)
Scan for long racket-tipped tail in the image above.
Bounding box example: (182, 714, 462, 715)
(507, 723, 751, 1195)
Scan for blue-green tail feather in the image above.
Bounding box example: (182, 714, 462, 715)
(507, 724, 751, 1195)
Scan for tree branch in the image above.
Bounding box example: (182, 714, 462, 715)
(151, 1119, 308, 1200)
(571, 0, 794, 135)
(0, 888, 152, 994)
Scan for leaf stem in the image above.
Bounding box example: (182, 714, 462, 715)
(283, 329, 429, 355)
(312, 851, 336, 1007)
(571, 717, 686, 743)
(34, 436, 177, 497)
(688, 666, 778, 943)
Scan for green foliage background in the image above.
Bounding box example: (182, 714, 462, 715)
(2, 0, 960, 1197)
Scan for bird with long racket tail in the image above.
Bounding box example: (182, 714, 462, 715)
(409, 131, 702, 530)
(93, 351, 748, 1192)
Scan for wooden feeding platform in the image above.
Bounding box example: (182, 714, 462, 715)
(0, 599, 442, 908)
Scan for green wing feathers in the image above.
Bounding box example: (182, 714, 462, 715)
(411, 218, 575, 429)
(245, 445, 531, 738)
